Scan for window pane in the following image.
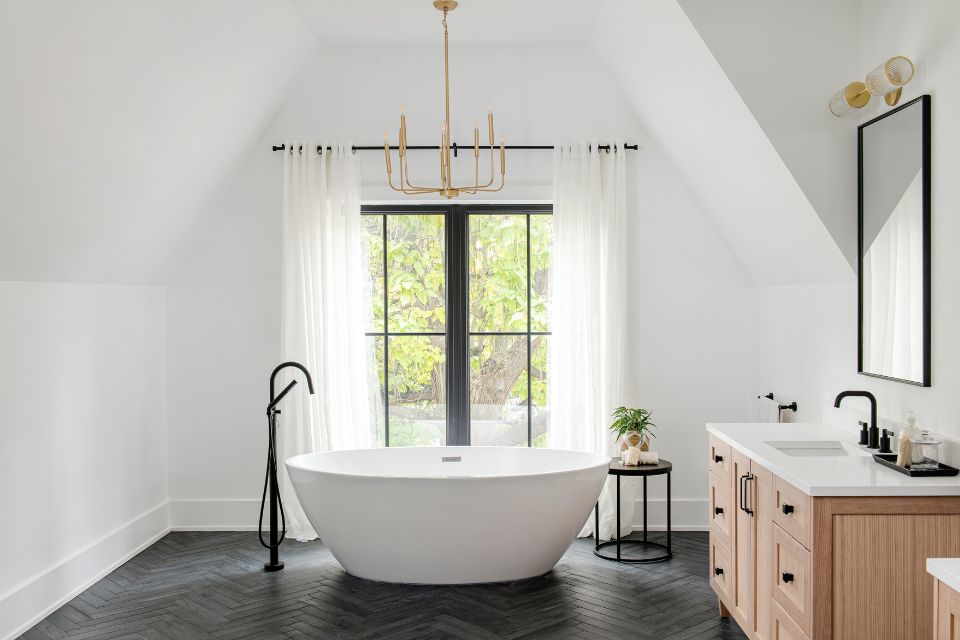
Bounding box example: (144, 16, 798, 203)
(388, 335, 446, 446)
(530, 214, 552, 333)
(470, 334, 528, 446)
(469, 214, 528, 332)
(531, 335, 550, 447)
(362, 215, 384, 333)
(366, 335, 385, 446)
(387, 214, 445, 333)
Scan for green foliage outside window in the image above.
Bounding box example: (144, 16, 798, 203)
(362, 212, 551, 447)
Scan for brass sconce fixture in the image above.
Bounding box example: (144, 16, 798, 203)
(829, 56, 915, 117)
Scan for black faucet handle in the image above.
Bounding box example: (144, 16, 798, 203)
(859, 421, 870, 446)
(878, 429, 893, 454)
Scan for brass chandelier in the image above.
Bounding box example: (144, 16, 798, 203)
(383, 0, 505, 199)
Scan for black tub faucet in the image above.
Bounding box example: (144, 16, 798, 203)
(834, 390, 879, 449)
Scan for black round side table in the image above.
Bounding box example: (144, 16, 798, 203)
(594, 458, 672, 563)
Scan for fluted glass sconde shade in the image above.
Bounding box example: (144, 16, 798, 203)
(829, 82, 871, 117)
(865, 56, 915, 105)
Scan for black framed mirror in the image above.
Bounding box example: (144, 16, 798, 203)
(858, 94, 931, 386)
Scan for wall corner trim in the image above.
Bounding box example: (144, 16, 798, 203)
(0, 502, 171, 640)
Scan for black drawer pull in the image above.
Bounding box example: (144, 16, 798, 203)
(714, 567, 724, 576)
(782, 572, 794, 583)
(714, 454, 723, 463)
(714, 506, 724, 515)
(782, 503, 795, 515)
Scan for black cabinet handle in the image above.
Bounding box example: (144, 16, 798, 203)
(740, 473, 754, 516)
(715, 567, 724, 576)
(782, 503, 794, 515)
(782, 572, 794, 583)
(714, 454, 723, 463)
(714, 506, 724, 515)
(739, 475, 746, 512)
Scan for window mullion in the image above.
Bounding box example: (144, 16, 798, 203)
(445, 205, 470, 445)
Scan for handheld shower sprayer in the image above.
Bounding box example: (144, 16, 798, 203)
(260, 361, 315, 572)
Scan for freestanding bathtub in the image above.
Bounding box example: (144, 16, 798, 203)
(286, 446, 610, 584)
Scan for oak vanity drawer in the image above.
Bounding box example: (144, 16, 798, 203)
(708, 472, 733, 546)
(772, 524, 813, 637)
(708, 434, 732, 486)
(709, 532, 733, 603)
(773, 600, 810, 640)
(772, 475, 812, 549)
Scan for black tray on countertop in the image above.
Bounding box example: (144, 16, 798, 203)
(873, 454, 960, 477)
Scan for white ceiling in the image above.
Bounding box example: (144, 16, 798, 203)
(288, 0, 602, 46)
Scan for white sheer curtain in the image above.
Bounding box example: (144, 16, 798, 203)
(278, 141, 373, 541)
(548, 142, 631, 540)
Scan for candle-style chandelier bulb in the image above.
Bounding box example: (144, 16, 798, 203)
(383, 0, 505, 198)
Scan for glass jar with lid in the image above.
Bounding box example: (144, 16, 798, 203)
(909, 430, 942, 470)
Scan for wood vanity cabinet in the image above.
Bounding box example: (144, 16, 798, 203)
(708, 437, 960, 640)
(934, 578, 960, 639)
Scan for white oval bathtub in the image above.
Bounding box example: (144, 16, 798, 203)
(286, 446, 609, 584)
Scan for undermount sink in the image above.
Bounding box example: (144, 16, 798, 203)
(765, 440, 849, 457)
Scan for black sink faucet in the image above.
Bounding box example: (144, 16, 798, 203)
(834, 390, 879, 449)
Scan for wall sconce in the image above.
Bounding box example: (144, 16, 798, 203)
(828, 56, 915, 117)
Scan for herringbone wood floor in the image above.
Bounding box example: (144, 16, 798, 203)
(20, 531, 747, 640)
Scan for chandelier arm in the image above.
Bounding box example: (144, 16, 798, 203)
(475, 148, 505, 192)
(450, 152, 482, 194)
(473, 144, 496, 189)
(401, 153, 437, 192)
(479, 172, 506, 193)
(384, 146, 405, 193)
(456, 144, 495, 192)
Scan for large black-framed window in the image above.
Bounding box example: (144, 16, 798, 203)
(362, 204, 552, 447)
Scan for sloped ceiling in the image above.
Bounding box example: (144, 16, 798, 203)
(1, 0, 857, 287)
(678, 0, 861, 269)
(591, 0, 853, 285)
(0, 0, 318, 284)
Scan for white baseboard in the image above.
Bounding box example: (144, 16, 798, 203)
(169, 499, 261, 531)
(0, 502, 170, 640)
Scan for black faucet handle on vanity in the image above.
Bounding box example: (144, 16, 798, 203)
(858, 421, 870, 446)
(878, 429, 894, 454)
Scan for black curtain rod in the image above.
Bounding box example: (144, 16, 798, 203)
(272, 143, 638, 155)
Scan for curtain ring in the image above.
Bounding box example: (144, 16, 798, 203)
(351, 146, 357, 155)
(316, 146, 322, 156)
(298, 145, 303, 155)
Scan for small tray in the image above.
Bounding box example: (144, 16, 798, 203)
(873, 454, 960, 477)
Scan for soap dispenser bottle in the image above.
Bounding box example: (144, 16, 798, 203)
(904, 412, 923, 465)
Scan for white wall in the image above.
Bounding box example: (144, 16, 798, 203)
(0, 1, 317, 285)
(752, 0, 960, 448)
(0, 281, 168, 638)
(166, 44, 754, 530)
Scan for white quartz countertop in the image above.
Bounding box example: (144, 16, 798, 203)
(928, 559, 960, 592)
(707, 422, 960, 497)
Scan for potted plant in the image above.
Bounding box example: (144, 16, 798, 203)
(610, 406, 656, 452)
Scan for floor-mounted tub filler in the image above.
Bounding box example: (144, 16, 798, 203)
(286, 447, 610, 584)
